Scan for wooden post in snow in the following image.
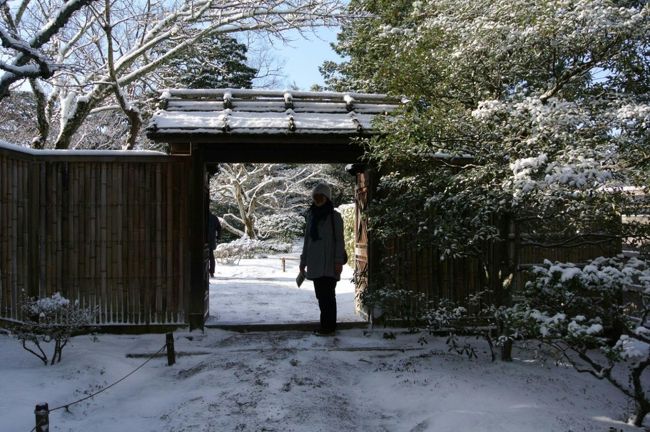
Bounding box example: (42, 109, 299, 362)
(34, 402, 49, 432)
(166, 332, 175, 366)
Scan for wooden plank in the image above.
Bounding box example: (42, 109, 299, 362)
(186, 146, 207, 329)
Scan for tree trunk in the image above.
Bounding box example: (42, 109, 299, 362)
(29, 78, 49, 148)
(500, 339, 513, 362)
(630, 404, 649, 427)
(630, 360, 650, 427)
(244, 216, 256, 239)
(54, 86, 110, 149)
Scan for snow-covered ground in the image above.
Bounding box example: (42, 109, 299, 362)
(207, 241, 359, 325)
(0, 246, 645, 431)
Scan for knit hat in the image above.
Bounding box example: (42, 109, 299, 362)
(311, 183, 332, 201)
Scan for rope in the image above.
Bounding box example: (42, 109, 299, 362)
(30, 343, 167, 431)
(50, 343, 167, 412)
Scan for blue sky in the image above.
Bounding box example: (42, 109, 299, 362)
(267, 27, 343, 90)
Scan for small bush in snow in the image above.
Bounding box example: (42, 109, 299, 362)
(11, 292, 97, 365)
(360, 284, 429, 330)
(256, 213, 305, 241)
(505, 256, 650, 426)
(363, 283, 498, 360)
(215, 237, 292, 264)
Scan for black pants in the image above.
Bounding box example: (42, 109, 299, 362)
(209, 249, 215, 276)
(314, 277, 337, 332)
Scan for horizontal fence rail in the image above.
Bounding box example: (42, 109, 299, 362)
(0, 143, 191, 325)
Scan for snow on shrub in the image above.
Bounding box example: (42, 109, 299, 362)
(215, 237, 292, 264)
(256, 213, 305, 241)
(11, 292, 97, 365)
(509, 256, 650, 426)
(338, 204, 355, 268)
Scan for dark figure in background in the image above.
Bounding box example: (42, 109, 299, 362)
(208, 213, 222, 278)
(299, 183, 345, 336)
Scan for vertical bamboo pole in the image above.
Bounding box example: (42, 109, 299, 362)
(166, 163, 174, 322)
(0, 156, 6, 317)
(115, 164, 123, 323)
(10, 160, 18, 315)
(55, 163, 63, 296)
(155, 164, 163, 323)
(38, 163, 46, 301)
(100, 163, 108, 322)
(70, 164, 79, 306)
(143, 164, 149, 324)
(89, 163, 98, 321)
(178, 162, 186, 321)
(122, 164, 134, 323)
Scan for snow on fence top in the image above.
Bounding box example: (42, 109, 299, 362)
(0, 139, 166, 157)
(147, 89, 401, 137)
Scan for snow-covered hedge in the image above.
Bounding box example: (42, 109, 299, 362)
(215, 237, 292, 264)
(519, 256, 650, 344)
(508, 256, 650, 426)
(256, 213, 305, 241)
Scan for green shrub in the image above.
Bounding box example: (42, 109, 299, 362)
(338, 204, 355, 268)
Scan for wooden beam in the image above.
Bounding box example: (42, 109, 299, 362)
(188, 144, 207, 331)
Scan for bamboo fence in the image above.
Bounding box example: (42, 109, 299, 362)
(0, 145, 191, 325)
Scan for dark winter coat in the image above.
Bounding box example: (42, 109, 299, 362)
(208, 213, 222, 250)
(300, 209, 345, 281)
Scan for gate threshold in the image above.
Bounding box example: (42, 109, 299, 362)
(205, 321, 368, 332)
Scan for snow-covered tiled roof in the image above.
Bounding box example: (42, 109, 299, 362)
(147, 89, 400, 139)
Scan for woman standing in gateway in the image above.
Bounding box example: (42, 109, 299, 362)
(299, 183, 346, 336)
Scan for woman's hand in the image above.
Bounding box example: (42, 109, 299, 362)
(335, 263, 343, 275)
(299, 265, 306, 275)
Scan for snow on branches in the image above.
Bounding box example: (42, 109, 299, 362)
(508, 256, 650, 425)
(1, 0, 347, 149)
(10, 292, 97, 365)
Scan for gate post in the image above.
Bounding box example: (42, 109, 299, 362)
(347, 163, 378, 322)
(188, 144, 209, 331)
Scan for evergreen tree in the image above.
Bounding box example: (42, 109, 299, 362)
(326, 2, 650, 423)
(325, 0, 649, 261)
(156, 36, 258, 89)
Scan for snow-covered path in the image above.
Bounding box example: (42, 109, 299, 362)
(0, 329, 638, 431)
(207, 243, 359, 324)
(0, 248, 644, 431)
